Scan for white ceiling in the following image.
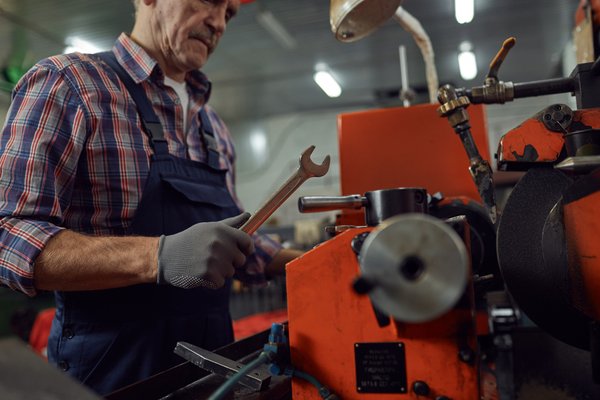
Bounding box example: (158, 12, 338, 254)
(0, 0, 580, 122)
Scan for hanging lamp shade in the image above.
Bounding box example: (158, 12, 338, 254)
(330, 0, 403, 42)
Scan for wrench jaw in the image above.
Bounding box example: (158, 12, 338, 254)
(240, 145, 331, 235)
(300, 145, 331, 177)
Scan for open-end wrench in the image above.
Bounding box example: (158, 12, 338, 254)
(240, 145, 330, 235)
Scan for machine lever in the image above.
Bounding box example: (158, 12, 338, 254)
(241, 145, 330, 234)
(299, 195, 366, 213)
(486, 37, 515, 82)
(174, 342, 272, 391)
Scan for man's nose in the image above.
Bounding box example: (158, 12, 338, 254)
(206, 7, 227, 37)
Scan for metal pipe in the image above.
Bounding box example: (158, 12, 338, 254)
(512, 77, 575, 98)
(399, 45, 410, 107)
(298, 195, 366, 213)
(463, 77, 575, 104)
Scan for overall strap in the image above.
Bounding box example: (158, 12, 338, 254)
(199, 108, 221, 169)
(97, 51, 168, 155)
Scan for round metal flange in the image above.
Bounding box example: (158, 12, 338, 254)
(437, 96, 471, 117)
(358, 214, 469, 323)
(541, 103, 573, 132)
(497, 167, 591, 349)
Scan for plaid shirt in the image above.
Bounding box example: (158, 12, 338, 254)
(0, 33, 280, 296)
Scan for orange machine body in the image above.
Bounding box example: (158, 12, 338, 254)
(338, 104, 489, 200)
(497, 107, 600, 170)
(286, 228, 480, 400)
(562, 171, 600, 320)
(337, 103, 489, 225)
(494, 105, 600, 320)
(496, 118, 564, 167)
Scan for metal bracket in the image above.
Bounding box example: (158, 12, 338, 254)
(174, 341, 272, 391)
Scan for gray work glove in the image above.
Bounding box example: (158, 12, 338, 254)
(157, 213, 254, 289)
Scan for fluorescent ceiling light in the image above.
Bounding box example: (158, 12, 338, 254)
(64, 36, 101, 54)
(458, 42, 477, 80)
(313, 65, 342, 98)
(455, 0, 474, 24)
(256, 10, 297, 50)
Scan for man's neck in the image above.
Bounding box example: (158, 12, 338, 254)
(165, 73, 186, 83)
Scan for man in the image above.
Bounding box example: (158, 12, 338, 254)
(0, 0, 300, 394)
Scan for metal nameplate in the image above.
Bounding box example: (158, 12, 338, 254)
(354, 342, 407, 394)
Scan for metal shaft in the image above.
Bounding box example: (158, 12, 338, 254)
(298, 195, 366, 213)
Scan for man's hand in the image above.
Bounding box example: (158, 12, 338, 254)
(157, 213, 254, 289)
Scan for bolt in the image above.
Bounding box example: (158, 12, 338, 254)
(412, 380, 430, 396)
(437, 85, 457, 104)
(352, 276, 376, 295)
(414, 190, 426, 204)
(552, 111, 565, 122)
(350, 232, 369, 255)
(458, 347, 475, 364)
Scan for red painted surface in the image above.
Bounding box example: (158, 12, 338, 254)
(286, 228, 480, 399)
(564, 190, 600, 320)
(338, 104, 490, 202)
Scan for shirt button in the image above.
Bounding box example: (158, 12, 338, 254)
(62, 328, 74, 339)
(58, 361, 70, 371)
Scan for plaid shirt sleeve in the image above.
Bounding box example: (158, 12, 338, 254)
(0, 62, 87, 296)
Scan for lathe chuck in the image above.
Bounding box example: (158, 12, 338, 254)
(358, 214, 469, 323)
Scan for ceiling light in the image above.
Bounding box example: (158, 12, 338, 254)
(256, 10, 297, 50)
(455, 0, 474, 24)
(458, 42, 477, 80)
(63, 37, 102, 54)
(313, 65, 342, 98)
(250, 130, 267, 155)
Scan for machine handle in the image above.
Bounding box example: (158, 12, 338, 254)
(486, 37, 516, 81)
(461, 37, 576, 104)
(298, 195, 367, 213)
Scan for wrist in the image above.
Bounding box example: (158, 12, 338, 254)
(147, 236, 160, 283)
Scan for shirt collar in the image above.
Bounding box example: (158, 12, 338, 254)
(112, 33, 212, 102)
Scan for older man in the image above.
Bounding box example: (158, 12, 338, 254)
(0, 0, 299, 394)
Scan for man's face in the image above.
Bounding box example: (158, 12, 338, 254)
(152, 0, 240, 76)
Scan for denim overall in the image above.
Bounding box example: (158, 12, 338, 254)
(47, 52, 240, 395)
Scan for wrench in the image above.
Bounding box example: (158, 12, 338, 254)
(240, 145, 330, 235)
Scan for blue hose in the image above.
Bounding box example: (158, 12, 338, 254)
(292, 369, 335, 399)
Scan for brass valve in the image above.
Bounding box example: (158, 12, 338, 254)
(471, 37, 517, 104)
(437, 84, 471, 128)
